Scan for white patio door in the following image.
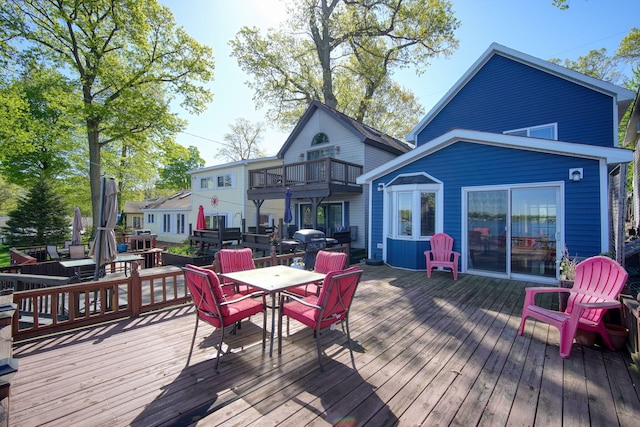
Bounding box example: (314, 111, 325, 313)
(465, 185, 561, 280)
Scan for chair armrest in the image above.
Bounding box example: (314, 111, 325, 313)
(524, 286, 571, 295)
(573, 300, 621, 311)
(280, 291, 321, 309)
(220, 292, 265, 306)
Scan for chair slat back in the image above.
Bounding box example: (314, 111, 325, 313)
(219, 248, 255, 274)
(46, 245, 60, 260)
(429, 233, 455, 262)
(314, 250, 348, 274)
(68, 244, 85, 259)
(566, 256, 628, 322)
(183, 264, 228, 320)
(316, 266, 363, 325)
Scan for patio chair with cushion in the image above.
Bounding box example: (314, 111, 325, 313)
(278, 266, 363, 372)
(218, 248, 260, 295)
(518, 255, 628, 358)
(287, 250, 348, 297)
(46, 244, 61, 261)
(183, 264, 266, 370)
(68, 244, 86, 259)
(424, 232, 460, 280)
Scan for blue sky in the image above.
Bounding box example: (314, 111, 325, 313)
(160, 0, 639, 166)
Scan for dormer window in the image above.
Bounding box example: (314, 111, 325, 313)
(312, 132, 329, 145)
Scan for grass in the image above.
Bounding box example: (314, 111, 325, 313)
(0, 245, 9, 268)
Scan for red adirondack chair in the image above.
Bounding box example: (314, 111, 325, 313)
(424, 233, 460, 280)
(518, 256, 628, 358)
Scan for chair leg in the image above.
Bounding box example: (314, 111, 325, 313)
(214, 325, 225, 370)
(345, 317, 356, 371)
(315, 326, 324, 372)
(186, 315, 199, 367)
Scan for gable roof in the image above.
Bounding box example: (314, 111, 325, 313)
(357, 129, 633, 184)
(277, 100, 412, 157)
(406, 43, 636, 143)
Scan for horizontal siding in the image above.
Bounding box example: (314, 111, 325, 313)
(371, 141, 603, 269)
(417, 54, 614, 147)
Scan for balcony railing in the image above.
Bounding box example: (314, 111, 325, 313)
(249, 158, 363, 189)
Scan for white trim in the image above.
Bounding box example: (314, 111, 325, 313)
(405, 43, 635, 142)
(503, 122, 558, 140)
(357, 129, 633, 185)
(599, 159, 610, 254)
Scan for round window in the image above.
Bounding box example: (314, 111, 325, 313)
(312, 132, 329, 145)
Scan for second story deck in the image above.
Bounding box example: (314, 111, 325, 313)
(248, 158, 363, 200)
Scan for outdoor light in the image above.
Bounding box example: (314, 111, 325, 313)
(569, 168, 583, 182)
(377, 183, 385, 191)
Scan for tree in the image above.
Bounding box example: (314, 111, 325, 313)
(0, 176, 21, 216)
(2, 178, 70, 246)
(0, 1, 215, 227)
(230, 0, 459, 138)
(548, 48, 623, 84)
(218, 118, 266, 162)
(0, 59, 82, 186)
(617, 28, 640, 66)
(157, 144, 205, 191)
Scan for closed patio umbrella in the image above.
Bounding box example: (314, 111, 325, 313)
(90, 178, 119, 279)
(284, 188, 292, 238)
(196, 205, 207, 230)
(72, 206, 83, 245)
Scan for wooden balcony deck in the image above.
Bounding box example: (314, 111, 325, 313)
(10, 265, 640, 426)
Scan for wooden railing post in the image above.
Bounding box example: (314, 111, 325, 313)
(130, 263, 141, 318)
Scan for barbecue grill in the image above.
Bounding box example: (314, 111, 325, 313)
(281, 229, 337, 270)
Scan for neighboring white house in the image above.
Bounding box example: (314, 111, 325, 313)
(188, 157, 285, 231)
(141, 190, 192, 244)
(123, 200, 149, 230)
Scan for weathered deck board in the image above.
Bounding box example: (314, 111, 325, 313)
(9, 265, 640, 426)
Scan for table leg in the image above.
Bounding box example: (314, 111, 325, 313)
(269, 292, 276, 357)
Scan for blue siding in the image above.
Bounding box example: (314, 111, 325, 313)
(417, 55, 614, 147)
(372, 141, 603, 270)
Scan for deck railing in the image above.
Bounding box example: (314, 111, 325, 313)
(249, 158, 363, 189)
(10, 245, 350, 340)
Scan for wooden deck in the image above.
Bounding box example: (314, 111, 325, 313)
(9, 265, 640, 426)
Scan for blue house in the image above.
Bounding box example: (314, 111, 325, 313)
(357, 43, 634, 283)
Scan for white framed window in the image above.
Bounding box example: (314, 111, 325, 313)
(176, 214, 185, 234)
(162, 214, 171, 233)
(133, 216, 142, 228)
(200, 177, 215, 189)
(147, 214, 155, 224)
(307, 146, 335, 160)
(504, 123, 557, 140)
(216, 173, 234, 188)
(384, 173, 443, 240)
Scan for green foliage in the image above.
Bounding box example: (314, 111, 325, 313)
(0, 0, 216, 226)
(230, 0, 459, 139)
(617, 27, 640, 64)
(157, 144, 205, 191)
(2, 179, 70, 246)
(167, 245, 197, 255)
(548, 48, 623, 85)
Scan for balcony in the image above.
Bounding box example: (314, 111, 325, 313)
(248, 158, 363, 200)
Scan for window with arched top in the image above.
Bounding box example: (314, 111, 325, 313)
(312, 132, 329, 145)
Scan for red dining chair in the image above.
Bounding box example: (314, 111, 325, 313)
(278, 266, 363, 372)
(287, 250, 348, 297)
(518, 256, 628, 358)
(424, 233, 460, 280)
(183, 264, 266, 370)
(218, 248, 260, 295)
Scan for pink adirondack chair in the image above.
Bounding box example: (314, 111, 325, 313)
(424, 233, 460, 280)
(287, 250, 348, 297)
(518, 256, 628, 358)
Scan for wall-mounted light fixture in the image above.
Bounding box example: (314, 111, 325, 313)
(299, 153, 305, 161)
(377, 183, 385, 191)
(569, 168, 583, 182)
(335, 145, 340, 154)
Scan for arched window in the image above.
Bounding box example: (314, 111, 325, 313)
(312, 132, 329, 145)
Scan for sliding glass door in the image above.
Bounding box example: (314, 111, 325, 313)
(466, 185, 560, 280)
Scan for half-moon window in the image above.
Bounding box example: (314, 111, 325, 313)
(312, 132, 329, 145)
